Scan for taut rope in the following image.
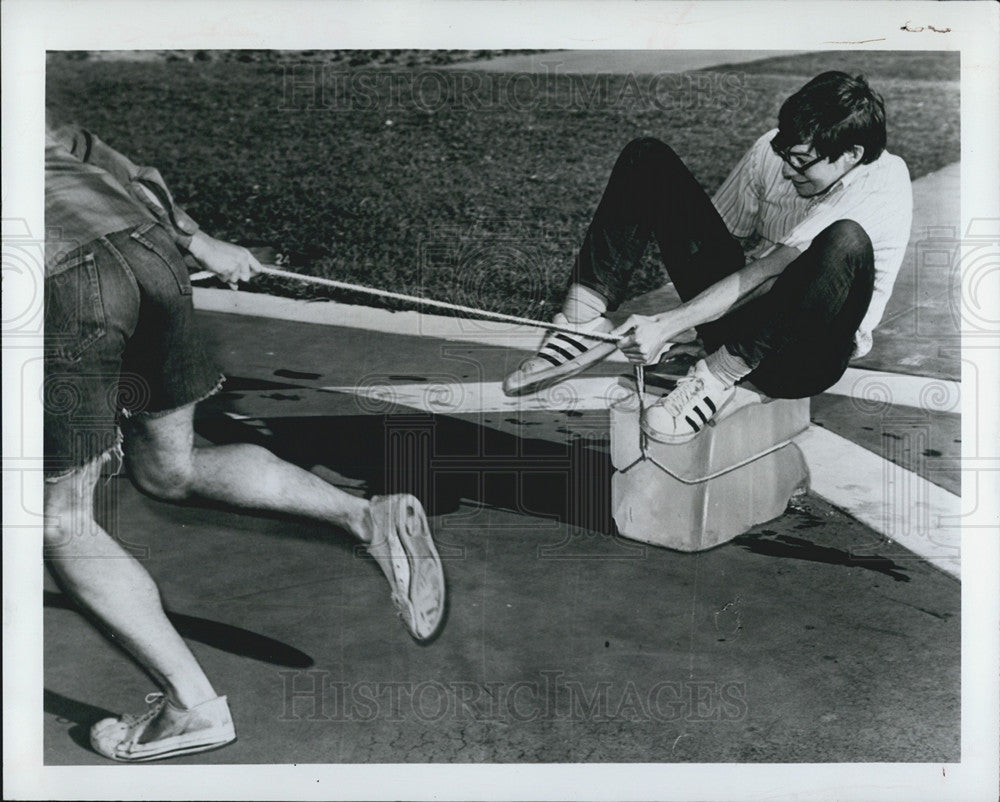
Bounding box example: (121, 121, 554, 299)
(232, 265, 624, 344)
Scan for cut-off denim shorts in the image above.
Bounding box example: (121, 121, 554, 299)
(44, 221, 223, 480)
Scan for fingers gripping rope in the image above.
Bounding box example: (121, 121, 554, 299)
(208, 264, 624, 344)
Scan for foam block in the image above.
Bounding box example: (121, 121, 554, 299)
(610, 376, 810, 552)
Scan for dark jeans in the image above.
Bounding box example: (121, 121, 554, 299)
(570, 137, 875, 399)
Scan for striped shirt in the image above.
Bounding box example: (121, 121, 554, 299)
(712, 129, 913, 357)
(45, 125, 199, 273)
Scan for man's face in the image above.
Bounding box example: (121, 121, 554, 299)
(777, 142, 858, 198)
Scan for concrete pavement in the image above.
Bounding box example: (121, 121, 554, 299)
(41, 52, 962, 768)
(43, 292, 961, 763)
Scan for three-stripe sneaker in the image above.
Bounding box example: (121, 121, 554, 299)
(641, 358, 735, 444)
(502, 313, 616, 396)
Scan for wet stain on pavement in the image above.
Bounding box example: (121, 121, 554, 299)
(733, 532, 911, 582)
(788, 506, 826, 530)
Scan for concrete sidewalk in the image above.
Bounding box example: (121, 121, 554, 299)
(42, 303, 960, 764)
(854, 161, 961, 380)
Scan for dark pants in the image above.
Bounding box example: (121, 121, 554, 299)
(569, 138, 875, 399)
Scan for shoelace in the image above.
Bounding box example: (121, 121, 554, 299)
(662, 374, 705, 417)
(120, 692, 166, 729)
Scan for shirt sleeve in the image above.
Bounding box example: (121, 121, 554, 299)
(711, 131, 770, 241)
(51, 125, 200, 249)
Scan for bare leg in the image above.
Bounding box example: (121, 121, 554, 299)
(125, 401, 446, 642)
(44, 456, 217, 712)
(125, 402, 375, 542)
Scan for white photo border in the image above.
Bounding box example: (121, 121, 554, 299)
(3, 1, 998, 800)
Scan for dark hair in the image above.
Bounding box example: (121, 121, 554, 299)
(773, 71, 886, 165)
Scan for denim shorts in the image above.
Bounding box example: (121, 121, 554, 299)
(44, 221, 223, 478)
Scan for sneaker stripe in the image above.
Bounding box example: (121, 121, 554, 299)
(536, 350, 564, 368)
(542, 342, 577, 363)
(684, 415, 700, 432)
(704, 396, 717, 414)
(553, 333, 588, 353)
(693, 405, 709, 425)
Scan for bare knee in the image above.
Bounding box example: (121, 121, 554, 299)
(128, 450, 196, 501)
(43, 502, 86, 553)
(125, 408, 198, 501)
(44, 458, 103, 550)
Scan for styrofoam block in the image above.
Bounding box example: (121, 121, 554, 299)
(612, 442, 809, 552)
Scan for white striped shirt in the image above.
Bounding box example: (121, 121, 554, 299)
(711, 129, 913, 356)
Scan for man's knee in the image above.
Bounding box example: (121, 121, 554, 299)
(620, 136, 682, 170)
(43, 460, 102, 548)
(794, 220, 875, 296)
(124, 404, 198, 501)
(813, 219, 874, 261)
(127, 448, 195, 502)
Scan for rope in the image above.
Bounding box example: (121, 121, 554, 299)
(241, 265, 624, 344)
(635, 363, 647, 458)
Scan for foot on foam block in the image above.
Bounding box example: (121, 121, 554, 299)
(641, 358, 735, 444)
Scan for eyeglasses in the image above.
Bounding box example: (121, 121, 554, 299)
(770, 137, 828, 175)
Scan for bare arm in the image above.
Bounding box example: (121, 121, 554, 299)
(613, 244, 801, 364)
(670, 244, 800, 329)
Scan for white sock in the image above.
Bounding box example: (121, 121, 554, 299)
(703, 346, 752, 388)
(562, 283, 608, 324)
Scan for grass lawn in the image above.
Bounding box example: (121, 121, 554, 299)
(46, 50, 959, 319)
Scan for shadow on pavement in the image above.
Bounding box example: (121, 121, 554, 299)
(43, 689, 113, 752)
(44, 591, 314, 669)
(733, 532, 912, 582)
(195, 412, 617, 534)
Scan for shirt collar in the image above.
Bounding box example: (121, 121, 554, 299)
(838, 157, 875, 189)
(805, 157, 875, 206)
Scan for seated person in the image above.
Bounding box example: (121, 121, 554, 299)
(504, 71, 912, 443)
